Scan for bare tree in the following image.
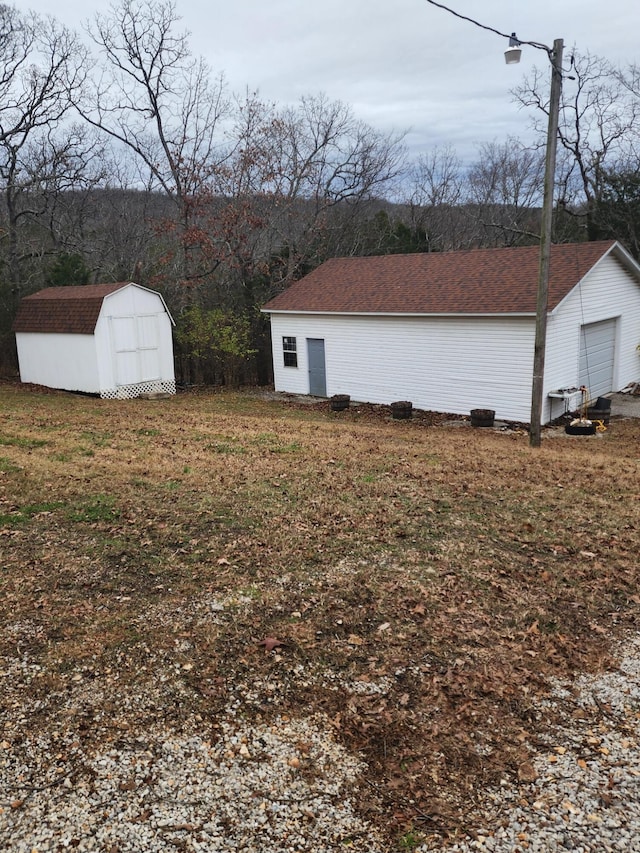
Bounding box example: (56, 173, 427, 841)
(73, 1, 406, 382)
(0, 6, 89, 294)
(406, 144, 468, 250)
(80, 0, 232, 291)
(514, 51, 640, 241)
(466, 138, 545, 246)
(226, 92, 406, 285)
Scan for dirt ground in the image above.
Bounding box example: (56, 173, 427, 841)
(1, 382, 639, 848)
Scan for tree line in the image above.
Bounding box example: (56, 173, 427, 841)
(2, 0, 640, 385)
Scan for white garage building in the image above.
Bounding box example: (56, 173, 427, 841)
(262, 240, 640, 423)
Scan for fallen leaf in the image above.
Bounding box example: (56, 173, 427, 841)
(259, 637, 284, 652)
(517, 762, 537, 782)
(347, 634, 364, 646)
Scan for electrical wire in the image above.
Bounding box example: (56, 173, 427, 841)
(422, 0, 553, 57)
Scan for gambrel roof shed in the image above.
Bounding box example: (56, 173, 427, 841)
(13, 283, 174, 333)
(14, 282, 176, 399)
(262, 240, 640, 423)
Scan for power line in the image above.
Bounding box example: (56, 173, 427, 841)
(423, 0, 552, 57)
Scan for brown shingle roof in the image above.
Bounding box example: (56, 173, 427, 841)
(262, 241, 626, 315)
(13, 283, 130, 334)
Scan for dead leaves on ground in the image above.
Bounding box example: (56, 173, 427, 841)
(2, 386, 640, 844)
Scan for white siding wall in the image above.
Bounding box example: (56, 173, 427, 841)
(546, 253, 640, 419)
(270, 313, 536, 421)
(15, 332, 100, 392)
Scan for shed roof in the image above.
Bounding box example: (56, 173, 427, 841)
(13, 283, 172, 334)
(262, 240, 635, 315)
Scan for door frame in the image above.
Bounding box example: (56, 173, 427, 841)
(306, 337, 327, 397)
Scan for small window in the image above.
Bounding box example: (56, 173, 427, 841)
(282, 336, 297, 368)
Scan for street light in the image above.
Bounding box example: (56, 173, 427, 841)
(504, 34, 522, 65)
(423, 1, 564, 447)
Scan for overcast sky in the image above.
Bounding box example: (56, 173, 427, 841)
(25, 0, 640, 162)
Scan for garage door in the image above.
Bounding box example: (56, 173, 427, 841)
(578, 318, 616, 400)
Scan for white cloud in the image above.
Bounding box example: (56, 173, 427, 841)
(24, 0, 640, 163)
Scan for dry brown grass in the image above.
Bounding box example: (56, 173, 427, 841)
(1, 381, 639, 846)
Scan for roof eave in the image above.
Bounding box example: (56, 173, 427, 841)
(606, 240, 640, 280)
(261, 309, 536, 318)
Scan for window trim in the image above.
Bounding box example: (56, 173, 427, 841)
(282, 336, 298, 368)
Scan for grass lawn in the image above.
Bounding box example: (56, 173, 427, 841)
(1, 381, 639, 846)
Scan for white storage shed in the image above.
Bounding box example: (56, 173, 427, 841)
(262, 240, 640, 423)
(13, 282, 176, 398)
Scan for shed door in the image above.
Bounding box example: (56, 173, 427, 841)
(307, 338, 326, 397)
(111, 314, 161, 386)
(578, 318, 616, 400)
(136, 315, 161, 381)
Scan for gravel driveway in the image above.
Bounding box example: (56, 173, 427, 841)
(2, 632, 640, 852)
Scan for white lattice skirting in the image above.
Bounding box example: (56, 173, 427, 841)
(100, 380, 176, 399)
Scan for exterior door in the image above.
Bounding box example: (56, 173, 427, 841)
(578, 318, 616, 400)
(111, 316, 139, 386)
(111, 314, 161, 386)
(307, 338, 326, 397)
(136, 314, 162, 381)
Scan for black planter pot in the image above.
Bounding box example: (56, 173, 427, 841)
(470, 408, 495, 428)
(330, 394, 350, 412)
(390, 400, 413, 420)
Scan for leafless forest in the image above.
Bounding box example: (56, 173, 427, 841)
(2, 1, 640, 383)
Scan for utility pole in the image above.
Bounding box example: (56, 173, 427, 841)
(423, 2, 565, 447)
(529, 38, 564, 447)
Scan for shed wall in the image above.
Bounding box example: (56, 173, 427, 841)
(269, 313, 535, 421)
(94, 295, 175, 395)
(15, 332, 100, 392)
